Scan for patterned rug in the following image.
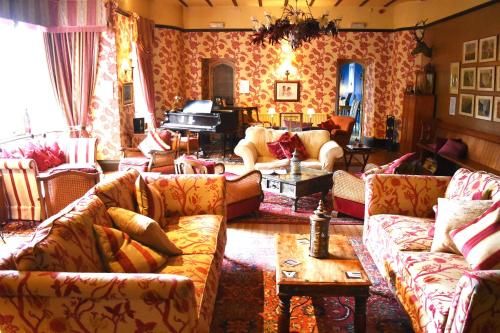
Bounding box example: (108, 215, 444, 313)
(210, 229, 413, 333)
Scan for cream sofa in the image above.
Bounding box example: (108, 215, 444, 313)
(234, 126, 343, 171)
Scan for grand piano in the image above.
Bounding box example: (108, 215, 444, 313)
(160, 100, 258, 156)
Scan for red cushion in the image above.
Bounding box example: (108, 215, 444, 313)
(22, 142, 52, 171)
(385, 152, 417, 174)
(45, 141, 66, 166)
(438, 139, 467, 159)
(279, 134, 308, 160)
(158, 130, 172, 146)
(267, 141, 287, 159)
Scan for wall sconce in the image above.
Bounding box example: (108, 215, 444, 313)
(307, 108, 315, 123)
(268, 107, 276, 126)
(239, 80, 250, 94)
(121, 58, 134, 82)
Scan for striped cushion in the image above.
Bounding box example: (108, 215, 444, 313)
(135, 175, 165, 227)
(138, 131, 170, 158)
(58, 138, 98, 164)
(450, 201, 500, 270)
(93, 224, 167, 273)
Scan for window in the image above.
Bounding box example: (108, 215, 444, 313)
(0, 19, 65, 141)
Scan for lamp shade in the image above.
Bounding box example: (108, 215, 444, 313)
(307, 108, 315, 115)
(268, 107, 276, 114)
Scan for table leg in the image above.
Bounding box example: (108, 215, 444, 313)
(293, 198, 298, 212)
(277, 294, 291, 333)
(354, 296, 368, 333)
(361, 153, 370, 170)
(346, 154, 354, 171)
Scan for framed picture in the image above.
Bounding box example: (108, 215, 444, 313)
(493, 96, 500, 123)
(477, 67, 495, 91)
(475, 95, 493, 120)
(459, 94, 474, 117)
(462, 40, 478, 63)
(479, 36, 497, 62)
(497, 66, 500, 91)
(122, 82, 134, 106)
(494, 96, 500, 122)
(274, 81, 300, 102)
(449, 96, 457, 115)
(460, 67, 476, 90)
(449, 62, 460, 94)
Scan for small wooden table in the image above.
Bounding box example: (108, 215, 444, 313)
(343, 145, 375, 171)
(276, 234, 371, 333)
(261, 168, 333, 211)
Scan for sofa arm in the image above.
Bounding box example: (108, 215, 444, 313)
(0, 270, 198, 332)
(319, 140, 343, 172)
(365, 174, 450, 219)
(148, 174, 226, 217)
(333, 170, 365, 204)
(445, 270, 500, 333)
(234, 139, 258, 170)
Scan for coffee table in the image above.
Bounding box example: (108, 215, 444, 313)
(260, 168, 333, 211)
(276, 234, 371, 333)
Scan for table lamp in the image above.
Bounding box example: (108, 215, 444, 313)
(307, 108, 315, 123)
(268, 107, 276, 127)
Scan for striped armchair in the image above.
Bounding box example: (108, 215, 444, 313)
(0, 137, 101, 221)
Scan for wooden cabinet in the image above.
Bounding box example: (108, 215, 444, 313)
(399, 94, 435, 153)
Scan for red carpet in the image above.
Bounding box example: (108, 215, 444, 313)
(210, 230, 413, 333)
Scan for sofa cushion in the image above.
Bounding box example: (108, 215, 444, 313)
(92, 169, 139, 211)
(279, 134, 308, 160)
(438, 138, 467, 159)
(135, 174, 166, 226)
(295, 130, 330, 159)
(72, 195, 114, 227)
(451, 201, 500, 270)
(255, 157, 290, 170)
(15, 210, 104, 272)
(166, 215, 225, 255)
(267, 141, 287, 159)
(48, 162, 98, 174)
(445, 168, 500, 201)
(399, 251, 470, 332)
(431, 198, 493, 254)
(299, 159, 322, 170)
(138, 131, 171, 158)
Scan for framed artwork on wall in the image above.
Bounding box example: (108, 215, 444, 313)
(449, 96, 457, 115)
(479, 36, 497, 62)
(496, 66, 500, 91)
(459, 94, 474, 117)
(449, 62, 460, 94)
(274, 81, 300, 102)
(122, 82, 134, 106)
(475, 95, 493, 120)
(494, 97, 500, 122)
(477, 67, 495, 91)
(460, 67, 476, 90)
(462, 40, 478, 63)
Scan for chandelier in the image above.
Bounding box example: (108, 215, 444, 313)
(250, 0, 340, 50)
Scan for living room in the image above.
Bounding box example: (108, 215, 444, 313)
(0, 0, 499, 332)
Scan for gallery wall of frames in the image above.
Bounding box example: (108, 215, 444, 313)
(426, 3, 500, 135)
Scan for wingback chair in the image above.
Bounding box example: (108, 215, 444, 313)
(319, 115, 355, 148)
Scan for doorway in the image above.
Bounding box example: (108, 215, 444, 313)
(337, 61, 364, 140)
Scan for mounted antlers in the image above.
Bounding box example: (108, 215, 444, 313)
(411, 19, 432, 58)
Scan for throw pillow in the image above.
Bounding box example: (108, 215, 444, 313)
(138, 131, 171, 158)
(107, 207, 181, 255)
(431, 198, 493, 254)
(438, 138, 467, 159)
(279, 134, 308, 160)
(267, 141, 287, 159)
(450, 201, 500, 270)
(384, 152, 417, 174)
(93, 224, 167, 273)
(135, 175, 166, 226)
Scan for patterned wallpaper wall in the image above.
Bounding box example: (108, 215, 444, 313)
(153, 29, 417, 139)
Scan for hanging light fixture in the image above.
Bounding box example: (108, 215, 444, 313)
(250, 0, 340, 50)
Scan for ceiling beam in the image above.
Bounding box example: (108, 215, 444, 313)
(334, 0, 343, 6)
(205, 0, 213, 6)
(178, 0, 188, 7)
(232, 0, 238, 6)
(258, 0, 262, 7)
(359, 0, 369, 6)
(384, 0, 398, 7)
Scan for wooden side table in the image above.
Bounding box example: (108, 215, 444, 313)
(343, 145, 375, 171)
(276, 234, 371, 333)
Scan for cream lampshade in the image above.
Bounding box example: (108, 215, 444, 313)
(268, 107, 276, 126)
(307, 108, 315, 122)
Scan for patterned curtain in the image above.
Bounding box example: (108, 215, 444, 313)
(134, 16, 156, 126)
(44, 31, 100, 136)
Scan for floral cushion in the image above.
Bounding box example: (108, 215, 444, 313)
(72, 194, 114, 227)
(445, 168, 500, 201)
(166, 215, 225, 255)
(138, 131, 171, 158)
(135, 174, 166, 227)
(92, 169, 139, 211)
(399, 251, 470, 333)
(94, 224, 167, 273)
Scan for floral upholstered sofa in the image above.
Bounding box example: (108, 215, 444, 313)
(364, 168, 500, 332)
(0, 169, 226, 333)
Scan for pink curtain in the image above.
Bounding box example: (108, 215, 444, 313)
(44, 31, 100, 136)
(135, 17, 156, 127)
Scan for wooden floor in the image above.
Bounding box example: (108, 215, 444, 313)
(229, 222, 363, 238)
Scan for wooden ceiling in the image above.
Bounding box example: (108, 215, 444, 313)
(173, 0, 420, 8)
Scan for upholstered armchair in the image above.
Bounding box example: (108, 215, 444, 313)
(319, 115, 355, 147)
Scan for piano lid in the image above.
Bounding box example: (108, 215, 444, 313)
(183, 100, 213, 113)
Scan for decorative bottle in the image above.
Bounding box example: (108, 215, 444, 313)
(290, 149, 301, 175)
(309, 200, 330, 258)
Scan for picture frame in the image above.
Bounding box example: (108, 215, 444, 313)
(460, 67, 476, 90)
(459, 94, 474, 117)
(479, 36, 497, 62)
(497, 66, 500, 91)
(493, 96, 500, 122)
(122, 82, 134, 106)
(462, 40, 478, 64)
(475, 95, 493, 121)
(449, 62, 460, 94)
(449, 96, 457, 115)
(477, 67, 495, 91)
(274, 81, 300, 102)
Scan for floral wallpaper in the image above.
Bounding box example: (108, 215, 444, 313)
(151, 29, 417, 138)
